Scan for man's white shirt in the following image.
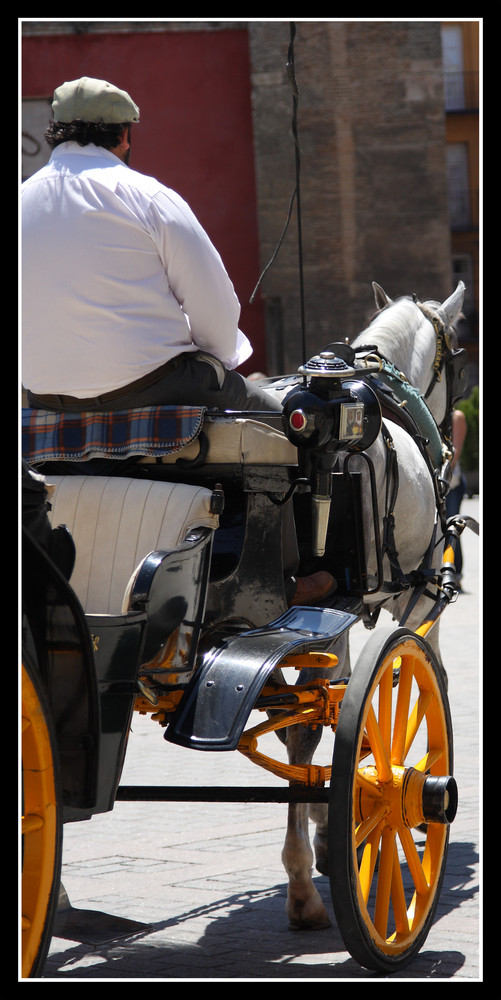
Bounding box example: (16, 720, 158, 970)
(22, 142, 252, 397)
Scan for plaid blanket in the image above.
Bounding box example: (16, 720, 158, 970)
(22, 406, 206, 463)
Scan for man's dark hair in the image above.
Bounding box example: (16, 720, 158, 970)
(45, 120, 128, 150)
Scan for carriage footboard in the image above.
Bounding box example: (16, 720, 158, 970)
(164, 606, 357, 751)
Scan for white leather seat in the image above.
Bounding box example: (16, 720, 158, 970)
(46, 476, 219, 615)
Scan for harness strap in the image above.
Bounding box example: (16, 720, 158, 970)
(374, 360, 446, 470)
(424, 316, 447, 398)
(380, 423, 439, 594)
(381, 424, 403, 589)
(355, 348, 452, 539)
(397, 521, 440, 625)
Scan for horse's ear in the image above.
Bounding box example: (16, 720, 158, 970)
(437, 281, 465, 327)
(372, 282, 392, 310)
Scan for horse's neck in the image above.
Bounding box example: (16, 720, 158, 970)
(354, 301, 447, 425)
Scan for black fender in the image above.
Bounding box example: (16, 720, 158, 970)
(165, 606, 357, 751)
(22, 527, 101, 813)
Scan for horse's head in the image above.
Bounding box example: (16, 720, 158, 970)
(354, 281, 467, 430)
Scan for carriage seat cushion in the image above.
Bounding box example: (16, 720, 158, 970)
(140, 417, 298, 468)
(46, 476, 219, 616)
(22, 406, 206, 463)
(22, 406, 298, 469)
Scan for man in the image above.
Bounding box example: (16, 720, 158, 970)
(22, 76, 334, 605)
(22, 76, 277, 414)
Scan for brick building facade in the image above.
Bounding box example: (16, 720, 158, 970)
(22, 20, 477, 376)
(248, 20, 454, 370)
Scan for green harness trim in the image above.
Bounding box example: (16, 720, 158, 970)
(374, 360, 446, 469)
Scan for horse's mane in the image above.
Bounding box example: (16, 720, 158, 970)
(352, 296, 425, 365)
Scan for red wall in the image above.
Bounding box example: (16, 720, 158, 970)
(22, 28, 266, 373)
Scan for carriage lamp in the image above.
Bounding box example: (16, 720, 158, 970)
(282, 351, 382, 556)
(283, 350, 382, 453)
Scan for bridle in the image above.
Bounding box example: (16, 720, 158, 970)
(413, 296, 469, 442)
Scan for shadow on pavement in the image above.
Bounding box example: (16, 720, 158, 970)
(43, 839, 477, 981)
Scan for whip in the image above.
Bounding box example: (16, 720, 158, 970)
(250, 22, 308, 377)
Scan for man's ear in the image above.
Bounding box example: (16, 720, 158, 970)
(110, 126, 131, 163)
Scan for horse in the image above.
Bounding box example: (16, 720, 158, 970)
(279, 279, 466, 930)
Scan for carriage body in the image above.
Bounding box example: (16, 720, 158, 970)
(22, 403, 370, 817)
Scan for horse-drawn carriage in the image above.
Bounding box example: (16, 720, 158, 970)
(21, 281, 477, 977)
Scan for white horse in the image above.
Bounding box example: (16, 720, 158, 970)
(280, 280, 466, 930)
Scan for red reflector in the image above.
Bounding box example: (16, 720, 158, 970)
(290, 409, 307, 431)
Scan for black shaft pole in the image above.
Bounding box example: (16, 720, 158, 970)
(116, 785, 329, 803)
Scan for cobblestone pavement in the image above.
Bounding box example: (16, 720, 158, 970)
(43, 498, 481, 983)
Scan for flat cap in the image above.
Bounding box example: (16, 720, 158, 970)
(52, 77, 140, 124)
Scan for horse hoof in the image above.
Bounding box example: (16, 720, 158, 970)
(286, 897, 331, 931)
(315, 857, 329, 876)
(288, 914, 332, 931)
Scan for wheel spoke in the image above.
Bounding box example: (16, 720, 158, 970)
(374, 827, 395, 939)
(359, 824, 383, 904)
(355, 799, 387, 848)
(398, 826, 429, 896)
(356, 769, 384, 797)
(390, 839, 410, 935)
(414, 747, 445, 773)
(391, 655, 414, 764)
(421, 824, 447, 885)
(378, 665, 393, 754)
(403, 688, 433, 761)
(366, 705, 392, 783)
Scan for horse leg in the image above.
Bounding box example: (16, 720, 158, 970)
(281, 722, 331, 929)
(310, 802, 330, 876)
(281, 635, 350, 928)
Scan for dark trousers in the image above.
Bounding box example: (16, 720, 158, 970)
(28, 351, 279, 414)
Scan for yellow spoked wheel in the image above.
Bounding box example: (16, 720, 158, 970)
(329, 627, 456, 973)
(22, 654, 62, 979)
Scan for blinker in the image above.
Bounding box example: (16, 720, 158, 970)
(448, 348, 469, 405)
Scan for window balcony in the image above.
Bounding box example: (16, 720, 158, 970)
(444, 70, 479, 112)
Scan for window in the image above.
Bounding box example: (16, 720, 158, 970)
(446, 143, 470, 228)
(442, 25, 465, 110)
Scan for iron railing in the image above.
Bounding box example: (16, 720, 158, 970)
(444, 70, 479, 112)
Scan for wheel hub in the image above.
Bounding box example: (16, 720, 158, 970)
(357, 765, 457, 829)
